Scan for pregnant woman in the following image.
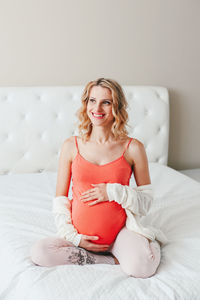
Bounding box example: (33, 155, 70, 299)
(30, 78, 164, 278)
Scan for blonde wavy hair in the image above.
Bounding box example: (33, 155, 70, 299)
(76, 78, 129, 142)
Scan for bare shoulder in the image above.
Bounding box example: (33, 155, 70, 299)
(128, 138, 151, 185)
(128, 138, 147, 165)
(62, 136, 75, 150)
(129, 138, 144, 151)
(63, 135, 75, 146)
(60, 136, 76, 161)
(130, 138, 144, 149)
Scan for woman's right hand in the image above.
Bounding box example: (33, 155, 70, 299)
(79, 235, 110, 253)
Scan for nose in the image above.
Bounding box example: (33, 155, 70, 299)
(94, 102, 103, 112)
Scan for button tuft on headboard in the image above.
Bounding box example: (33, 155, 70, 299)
(0, 85, 169, 174)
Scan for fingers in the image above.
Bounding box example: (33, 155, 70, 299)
(83, 236, 109, 246)
(90, 248, 109, 253)
(81, 195, 96, 202)
(88, 244, 110, 252)
(81, 236, 110, 252)
(91, 247, 110, 253)
(81, 188, 97, 196)
(84, 236, 109, 247)
(81, 192, 95, 199)
(88, 200, 99, 206)
(81, 193, 97, 201)
(90, 244, 110, 249)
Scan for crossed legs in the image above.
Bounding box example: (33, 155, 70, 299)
(109, 226, 161, 278)
(30, 236, 115, 267)
(30, 227, 161, 278)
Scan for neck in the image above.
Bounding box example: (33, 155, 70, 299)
(89, 126, 115, 144)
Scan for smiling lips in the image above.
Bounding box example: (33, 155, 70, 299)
(92, 112, 105, 119)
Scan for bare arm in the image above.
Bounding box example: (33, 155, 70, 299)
(129, 138, 151, 186)
(55, 137, 73, 197)
(53, 137, 83, 246)
(106, 139, 153, 216)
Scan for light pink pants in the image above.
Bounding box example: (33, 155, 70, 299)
(30, 226, 161, 278)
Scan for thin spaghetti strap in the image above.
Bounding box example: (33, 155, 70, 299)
(74, 136, 79, 153)
(122, 138, 133, 155)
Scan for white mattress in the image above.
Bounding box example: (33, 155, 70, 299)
(0, 163, 200, 300)
(180, 168, 200, 183)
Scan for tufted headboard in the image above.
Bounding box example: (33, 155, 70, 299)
(0, 86, 169, 175)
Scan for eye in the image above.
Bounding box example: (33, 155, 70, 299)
(89, 99, 95, 103)
(103, 101, 111, 105)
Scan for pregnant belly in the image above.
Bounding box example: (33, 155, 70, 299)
(71, 199, 127, 245)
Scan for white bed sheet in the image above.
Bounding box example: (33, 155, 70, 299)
(0, 163, 200, 300)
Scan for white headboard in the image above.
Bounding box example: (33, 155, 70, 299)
(0, 86, 169, 175)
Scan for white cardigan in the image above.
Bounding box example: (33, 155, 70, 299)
(53, 197, 82, 247)
(106, 183, 168, 245)
(52, 184, 168, 247)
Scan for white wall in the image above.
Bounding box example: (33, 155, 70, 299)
(0, 0, 199, 170)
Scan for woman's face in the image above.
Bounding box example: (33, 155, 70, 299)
(87, 86, 114, 127)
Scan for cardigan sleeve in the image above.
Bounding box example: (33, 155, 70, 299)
(106, 183, 153, 216)
(52, 196, 83, 247)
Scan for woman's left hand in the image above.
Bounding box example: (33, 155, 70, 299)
(80, 183, 109, 206)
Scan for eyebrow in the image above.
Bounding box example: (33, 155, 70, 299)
(89, 97, 113, 102)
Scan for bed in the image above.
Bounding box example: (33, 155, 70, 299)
(180, 168, 200, 183)
(0, 86, 200, 300)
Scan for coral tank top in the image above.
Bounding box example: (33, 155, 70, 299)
(71, 136, 133, 245)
